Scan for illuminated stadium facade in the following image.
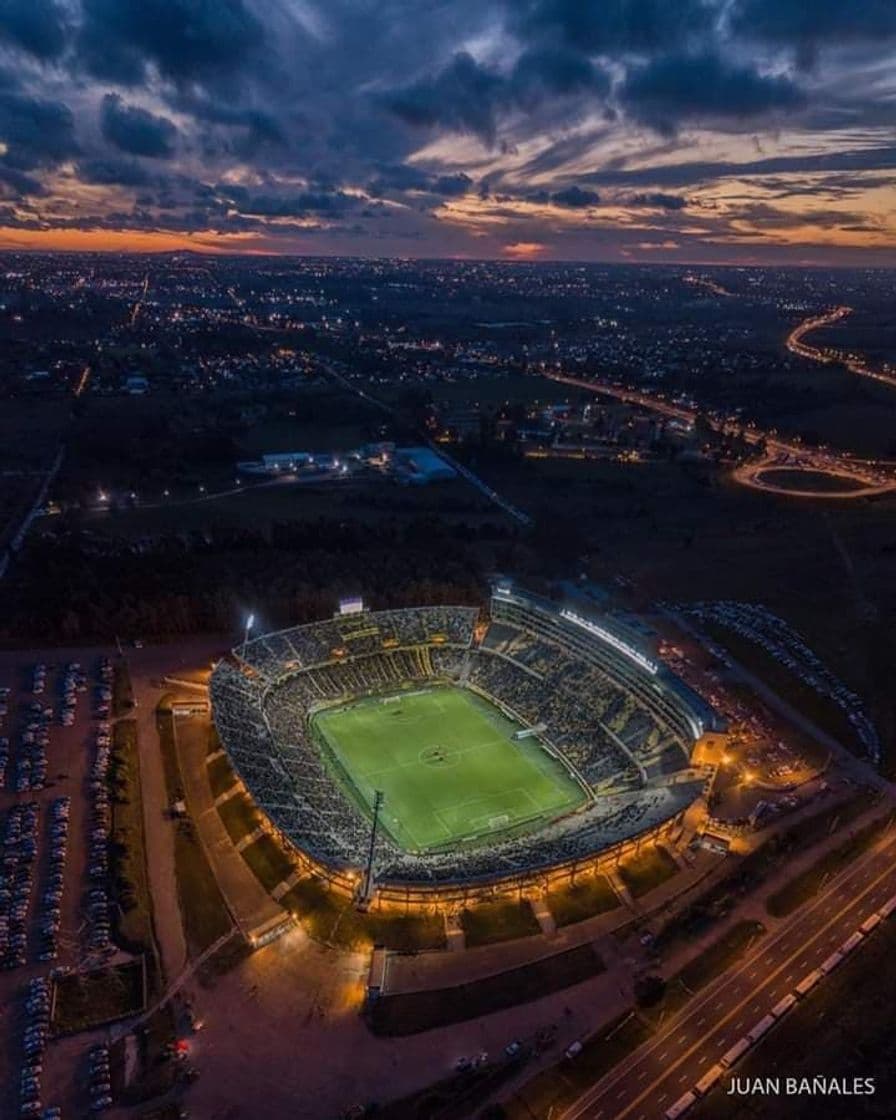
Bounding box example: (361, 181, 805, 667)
(210, 586, 719, 904)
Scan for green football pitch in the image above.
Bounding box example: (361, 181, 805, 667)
(311, 686, 586, 852)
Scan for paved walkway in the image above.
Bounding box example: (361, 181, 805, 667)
(131, 664, 189, 984)
(531, 897, 556, 937)
(173, 711, 286, 941)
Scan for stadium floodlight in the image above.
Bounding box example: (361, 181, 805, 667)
(560, 608, 659, 675)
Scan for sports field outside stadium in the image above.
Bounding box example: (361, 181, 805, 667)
(311, 686, 587, 853)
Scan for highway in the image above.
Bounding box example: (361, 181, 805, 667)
(545, 370, 896, 500)
(683, 275, 734, 299)
(785, 305, 896, 390)
(129, 272, 150, 327)
(559, 823, 896, 1120)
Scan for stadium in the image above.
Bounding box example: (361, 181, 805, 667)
(210, 585, 720, 906)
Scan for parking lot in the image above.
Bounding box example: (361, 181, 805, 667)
(0, 648, 124, 1120)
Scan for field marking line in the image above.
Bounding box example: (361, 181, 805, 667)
(439, 787, 535, 835)
(359, 738, 503, 779)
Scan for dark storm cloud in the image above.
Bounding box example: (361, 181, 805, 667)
(431, 173, 474, 197)
(384, 46, 610, 144)
(0, 0, 68, 59)
(0, 87, 77, 169)
(100, 94, 178, 159)
(215, 182, 364, 219)
(581, 146, 896, 189)
(751, 172, 896, 200)
(515, 0, 717, 55)
(167, 90, 286, 145)
(628, 192, 688, 209)
(76, 157, 156, 187)
(730, 0, 896, 47)
(509, 47, 610, 102)
(384, 52, 504, 144)
(0, 164, 44, 197)
(367, 165, 473, 198)
(725, 201, 872, 229)
(78, 0, 266, 86)
(550, 185, 600, 208)
(621, 53, 805, 132)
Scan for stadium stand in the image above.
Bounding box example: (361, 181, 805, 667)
(210, 593, 712, 891)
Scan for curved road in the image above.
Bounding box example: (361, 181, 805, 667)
(786, 305, 896, 390)
(545, 371, 896, 500)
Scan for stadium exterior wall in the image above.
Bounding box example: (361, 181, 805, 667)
(239, 780, 690, 910)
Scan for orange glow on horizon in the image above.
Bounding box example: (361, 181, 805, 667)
(0, 226, 284, 255)
(503, 241, 546, 258)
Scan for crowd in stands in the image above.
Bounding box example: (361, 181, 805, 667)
(239, 606, 479, 682)
(211, 660, 371, 864)
(466, 651, 630, 787)
(477, 622, 687, 785)
(492, 591, 709, 745)
(209, 600, 703, 887)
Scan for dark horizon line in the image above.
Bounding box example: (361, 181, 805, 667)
(1, 245, 896, 272)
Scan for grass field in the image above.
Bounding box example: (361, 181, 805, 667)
(53, 960, 146, 1034)
(548, 874, 620, 927)
(108, 721, 155, 958)
(766, 812, 893, 918)
(618, 844, 679, 898)
(281, 878, 446, 951)
(312, 686, 585, 852)
(461, 899, 541, 946)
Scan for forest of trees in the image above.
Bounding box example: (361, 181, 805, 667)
(0, 515, 531, 646)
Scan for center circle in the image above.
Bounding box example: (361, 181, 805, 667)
(420, 745, 456, 767)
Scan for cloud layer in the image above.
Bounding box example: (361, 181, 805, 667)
(0, 0, 892, 261)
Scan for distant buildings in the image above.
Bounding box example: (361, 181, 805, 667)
(394, 446, 457, 484)
(235, 442, 456, 485)
(261, 452, 315, 470)
(124, 374, 149, 395)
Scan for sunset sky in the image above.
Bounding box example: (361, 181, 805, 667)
(1, 0, 895, 262)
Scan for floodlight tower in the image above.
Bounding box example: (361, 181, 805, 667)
(359, 790, 384, 909)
